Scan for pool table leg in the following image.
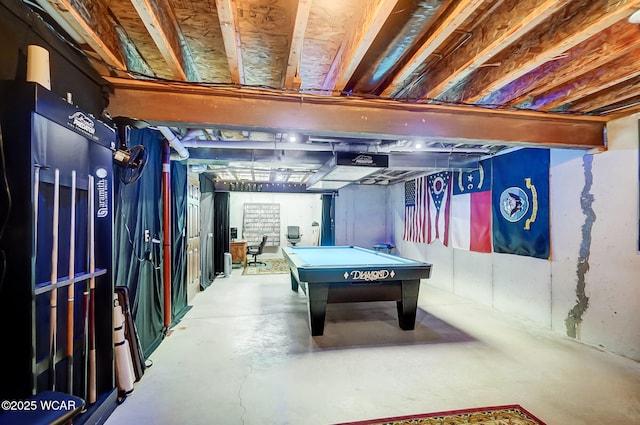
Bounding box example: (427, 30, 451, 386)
(397, 279, 420, 330)
(307, 283, 329, 336)
(290, 270, 299, 292)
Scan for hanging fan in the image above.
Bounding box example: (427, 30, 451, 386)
(113, 144, 148, 184)
(112, 117, 149, 184)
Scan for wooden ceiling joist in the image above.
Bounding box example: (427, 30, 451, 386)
(379, 0, 485, 98)
(536, 49, 640, 111)
(569, 74, 640, 112)
(42, 0, 127, 70)
(216, 0, 244, 85)
(322, 0, 398, 93)
(498, 20, 640, 107)
(462, 0, 640, 104)
(419, 0, 572, 101)
(105, 77, 606, 149)
(596, 96, 640, 118)
(130, 0, 196, 81)
(114, 25, 156, 77)
(284, 0, 312, 89)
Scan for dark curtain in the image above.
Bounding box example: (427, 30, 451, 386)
(114, 128, 164, 358)
(170, 161, 190, 324)
(320, 193, 335, 246)
(199, 175, 215, 289)
(213, 192, 230, 276)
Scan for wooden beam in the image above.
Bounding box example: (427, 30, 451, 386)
(130, 0, 197, 81)
(568, 74, 640, 112)
(463, 0, 640, 103)
(42, 0, 127, 70)
(322, 0, 398, 93)
(216, 0, 244, 85)
(419, 0, 571, 100)
(497, 20, 640, 107)
(534, 49, 640, 111)
(284, 0, 312, 89)
(598, 97, 640, 119)
(379, 0, 485, 97)
(105, 77, 606, 149)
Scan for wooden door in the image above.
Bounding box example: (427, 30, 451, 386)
(186, 173, 201, 301)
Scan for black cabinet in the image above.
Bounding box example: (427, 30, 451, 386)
(0, 81, 117, 423)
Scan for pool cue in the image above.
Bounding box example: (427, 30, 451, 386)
(81, 263, 89, 404)
(49, 168, 60, 390)
(66, 171, 76, 394)
(87, 174, 96, 404)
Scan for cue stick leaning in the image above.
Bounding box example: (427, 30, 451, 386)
(88, 174, 96, 404)
(81, 250, 89, 403)
(49, 168, 60, 390)
(66, 170, 76, 394)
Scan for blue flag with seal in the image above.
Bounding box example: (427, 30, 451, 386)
(492, 148, 550, 259)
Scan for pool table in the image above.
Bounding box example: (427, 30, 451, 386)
(282, 246, 433, 336)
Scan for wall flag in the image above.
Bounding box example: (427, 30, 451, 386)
(491, 148, 550, 259)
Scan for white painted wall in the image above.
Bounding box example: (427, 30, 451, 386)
(229, 192, 322, 254)
(384, 114, 640, 361)
(580, 116, 640, 359)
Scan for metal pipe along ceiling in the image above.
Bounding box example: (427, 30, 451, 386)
(179, 139, 491, 156)
(179, 140, 371, 152)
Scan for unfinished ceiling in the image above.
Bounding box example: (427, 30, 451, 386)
(29, 0, 640, 189)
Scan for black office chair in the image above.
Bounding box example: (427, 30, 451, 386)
(247, 235, 268, 266)
(286, 226, 302, 246)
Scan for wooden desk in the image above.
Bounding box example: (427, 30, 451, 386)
(230, 241, 247, 267)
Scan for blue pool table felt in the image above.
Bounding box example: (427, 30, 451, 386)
(288, 246, 417, 267)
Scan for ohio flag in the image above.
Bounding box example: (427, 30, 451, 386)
(426, 171, 452, 245)
(450, 162, 492, 252)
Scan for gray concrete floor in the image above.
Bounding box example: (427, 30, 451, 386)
(105, 270, 640, 425)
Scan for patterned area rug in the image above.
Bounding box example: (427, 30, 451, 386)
(242, 258, 290, 275)
(334, 405, 546, 425)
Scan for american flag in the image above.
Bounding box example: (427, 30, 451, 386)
(403, 176, 427, 242)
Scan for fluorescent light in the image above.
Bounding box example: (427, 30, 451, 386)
(307, 180, 351, 190)
(321, 165, 383, 181)
(253, 172, 271, 181)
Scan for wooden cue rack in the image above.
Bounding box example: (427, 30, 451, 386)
(0, 82, 117, 424)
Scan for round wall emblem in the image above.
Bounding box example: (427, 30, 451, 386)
(499, 186, 529, 222)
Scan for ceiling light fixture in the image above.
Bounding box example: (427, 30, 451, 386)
(306, 152, 388, 191)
